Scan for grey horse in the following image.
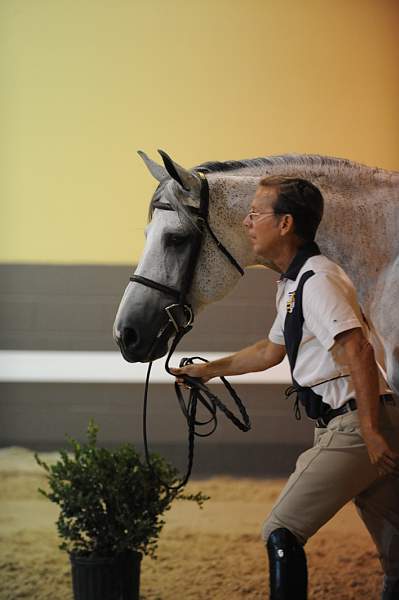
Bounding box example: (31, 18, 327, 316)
(113, 151, 399, 395)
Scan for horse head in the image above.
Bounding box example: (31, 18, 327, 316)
(113, 150, 254, 363)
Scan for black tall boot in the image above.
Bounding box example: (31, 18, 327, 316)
(382, 577, 399, 599)
(266, 527, 308, 600)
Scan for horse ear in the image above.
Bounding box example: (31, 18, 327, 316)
(137, 151, 168, 183)
(158, 149, 201, 194)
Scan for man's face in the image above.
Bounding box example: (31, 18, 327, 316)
(243, 186, 281, 259)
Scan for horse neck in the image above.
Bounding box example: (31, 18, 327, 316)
(206, 159, 399, 306)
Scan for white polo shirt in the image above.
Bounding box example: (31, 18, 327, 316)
(268, 251, 390, 410)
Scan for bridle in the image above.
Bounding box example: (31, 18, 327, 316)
(130, 171, 244, 341)
(129, 171, 250, 490)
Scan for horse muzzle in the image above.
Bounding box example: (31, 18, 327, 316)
(114, 323, 170, 363)
(113, 302, 192, 363)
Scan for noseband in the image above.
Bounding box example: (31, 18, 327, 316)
(129, 171, 250, 491)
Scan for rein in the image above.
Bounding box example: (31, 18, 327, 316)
(130, 172, 251, 491)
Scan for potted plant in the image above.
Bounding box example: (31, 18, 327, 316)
(35, 419, 208, 600)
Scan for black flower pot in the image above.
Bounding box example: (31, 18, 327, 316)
(70, 551, 142, 600)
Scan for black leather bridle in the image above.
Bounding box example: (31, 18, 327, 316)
(130, 172, 244, 339)
(129, 171, 251, 490)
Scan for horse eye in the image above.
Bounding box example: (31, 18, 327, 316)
(165, 233, 189, 246)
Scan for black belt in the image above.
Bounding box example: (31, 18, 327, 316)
(316, 394, 396, 428)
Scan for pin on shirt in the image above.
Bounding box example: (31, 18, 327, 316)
(286, 291, 296, 313)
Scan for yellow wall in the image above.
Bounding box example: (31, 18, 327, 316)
(1, 0, 398, 264)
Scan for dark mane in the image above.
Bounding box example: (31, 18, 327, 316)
(195, 153, 399, 179)
(194, 158, 259, 173)
(194, 154, 361, 174)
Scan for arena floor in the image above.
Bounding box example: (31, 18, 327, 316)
(0, 448, 383, 600)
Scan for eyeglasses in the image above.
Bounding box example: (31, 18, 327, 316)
(246, 210, 276, 223)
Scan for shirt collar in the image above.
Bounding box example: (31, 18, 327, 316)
(280, 241, 321, 281)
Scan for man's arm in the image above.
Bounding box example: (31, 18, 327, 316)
(334, 327, 399, 476)
(170, 339, 286, 383)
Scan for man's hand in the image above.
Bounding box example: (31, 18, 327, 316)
(335, 327, 399, 477)
(363, 429, 399, 477)
(170, 364, 211, 386)
(169, 339, 286, 388)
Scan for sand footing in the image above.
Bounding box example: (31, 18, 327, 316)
(0, 448, 383, 599)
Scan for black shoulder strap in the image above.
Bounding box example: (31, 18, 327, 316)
(283, 270, 315, 378)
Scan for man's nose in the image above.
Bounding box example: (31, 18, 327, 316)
(243, 214, 250, 227)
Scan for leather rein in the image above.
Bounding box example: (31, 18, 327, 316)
(130, 171, 251, 490)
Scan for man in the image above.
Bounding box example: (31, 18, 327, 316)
(170, 176, 399, 599)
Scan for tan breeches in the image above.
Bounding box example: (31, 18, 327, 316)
(261, 402, 399, 577)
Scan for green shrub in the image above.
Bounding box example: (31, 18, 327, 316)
(35, 419, 208, 559)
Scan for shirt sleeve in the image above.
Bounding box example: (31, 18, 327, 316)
(302, 271, 363, 351)
(268, 311, 286, 346)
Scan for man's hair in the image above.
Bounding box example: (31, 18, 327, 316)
(259, 176, 324, 242)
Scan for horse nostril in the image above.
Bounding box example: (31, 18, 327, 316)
(123, 327, 140, 350)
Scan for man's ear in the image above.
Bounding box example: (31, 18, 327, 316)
(279, 214, 295, 236)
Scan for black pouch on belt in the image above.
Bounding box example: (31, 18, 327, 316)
(285, 379, 334, 421)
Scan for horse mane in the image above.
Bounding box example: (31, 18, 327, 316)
(195, 153, 397, 183)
